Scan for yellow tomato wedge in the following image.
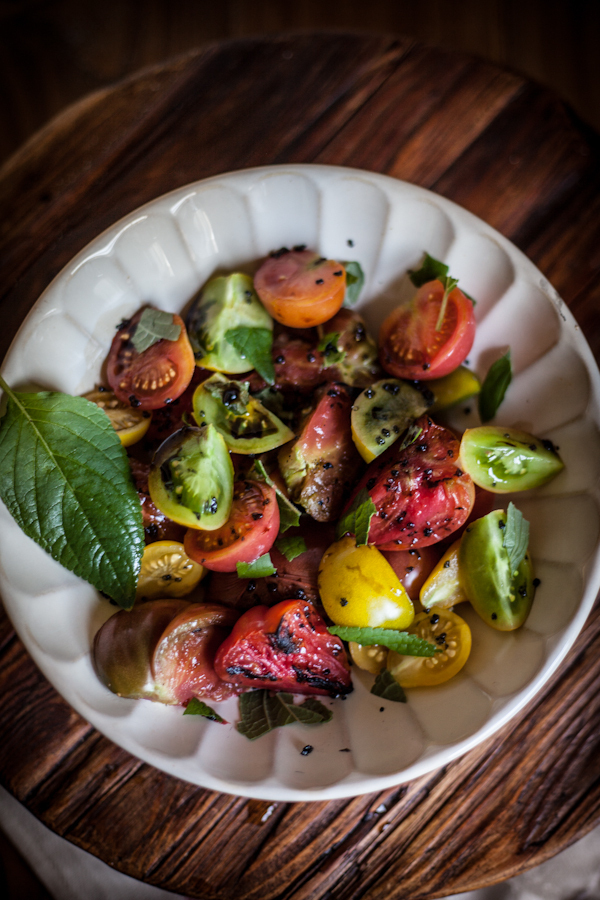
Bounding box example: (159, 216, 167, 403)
(427, 366, 481, 413)
(349, 641, 387, 675)
(318, 536, 414, 630)
(83, 389, 151, 447)
(136, 541, 205, 601)
(419, 540, 468, 610)
(388, 607, 471, 687)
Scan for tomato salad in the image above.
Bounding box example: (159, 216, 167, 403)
(90, 249, 565, 735)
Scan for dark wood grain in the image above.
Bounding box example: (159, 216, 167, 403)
(1, 33, 600, 900)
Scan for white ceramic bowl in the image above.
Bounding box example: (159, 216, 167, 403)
(2, 165, 600, 801)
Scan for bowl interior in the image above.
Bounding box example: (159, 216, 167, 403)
(1, 165, 600, 801)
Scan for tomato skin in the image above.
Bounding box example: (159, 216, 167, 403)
(214, 600, 352, 696)
(381, 544, 443, 602)
(184, 480, 279, 572)
(379, 280, 475, 380)
(345, 415, 475, 549)
(318, 536, 414, 629)
(107, 309, 195, 410)
(93, 599, 190, 701)
(278, 382, 364, 522)
(152, 603, 241, 703)
(254, 249, 346, 328)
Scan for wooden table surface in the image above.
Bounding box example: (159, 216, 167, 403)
(1, 33, 600, 900)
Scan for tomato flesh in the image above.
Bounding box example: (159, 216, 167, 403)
(345, 415, 475, 549)
(214, 600, 353, 696)
(184, 480, 279, 572)
(254, 249, 346, 328)
(379, 280, 475, 380)
(107, 308, 195, 410)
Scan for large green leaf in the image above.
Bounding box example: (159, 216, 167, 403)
(0, 382, 144, 608)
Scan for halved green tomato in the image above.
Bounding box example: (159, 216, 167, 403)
(186, 273, 272, 373)
(419, 540, 468, 610)
(148, 424, 234, 530)
(426, 366, 481, 413)
(83, 389, 151, 446)
(350, 379, 430, 463)
(136, 540, 205, 601)
(192, 373, 293, 454)
(460, 426, 564, 492)
(459, 508, 535, 630)
(388, 607, 471, 687)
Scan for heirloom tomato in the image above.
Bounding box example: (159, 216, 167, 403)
(388, 608, 472, 687)
(184, 480, 279, 572)
(107, 309, 195, 410)
(254, 249, 346, 328)
(214, 600, 352, 696)
(346, 415, 475, 549)
(318, 536, 414, 630)
(379, 280, 475, 380)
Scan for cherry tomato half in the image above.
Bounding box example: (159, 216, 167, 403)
(107, 308, 195, 410)
(344, 415, 475, 549)
(379, 280, 475, 380)
(184, 480, 279, 572)
(254, 249, 346, 328)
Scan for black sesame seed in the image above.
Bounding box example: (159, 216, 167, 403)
(275, 354, 285, 364)
(430, 614, 440, 624)
(340, 597, 348, 606)
(323, 461, 333, 469)
(533, 578, 541, 587)
(300, 745, 314, 756)
(491, 612, 498, 620)
(443, 560, 451, 568)
(316, 278, 324, 285)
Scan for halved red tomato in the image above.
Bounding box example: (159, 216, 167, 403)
(379, 280, 475, 380)
(344, 415, 475, 549)
(184, 480, 279, 572)
(254, 249, 346, 328)
(107, 308, 195, 410)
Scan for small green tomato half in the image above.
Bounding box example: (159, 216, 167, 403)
(318, 535, 414, 629)
(192, 373, 293, 454)
(186, 272, 272, 373)
(148, 424, 234, 530)
(459, 509, 536, 631)
(460, 426, 564, 492)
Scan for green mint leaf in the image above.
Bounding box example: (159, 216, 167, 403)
(503, 502, 530, 573)
(479, 350, 512, 423)
(435, 276, 460, 332)
(183, 698, 227, 723)
(371, 669, 407, 703)
(237, 690, 332, 740)
(409, 253, 449, 287)
(397, 423, 423, 452)
(335, 488, 376, 546)
(236, 553, 276, 578)
(0, 381, 144, 608)
(275, 534, 307, 562)
(317, 332, 346, 367)
(249, 460, 301, 532)
(343, 261, 365, 307)
(131, 308, 181, 353)
(327, 625, 440, 656)
(225, 327, 275, 384)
